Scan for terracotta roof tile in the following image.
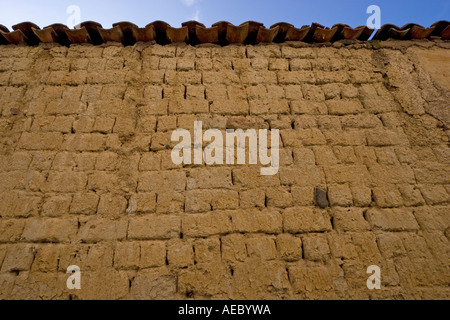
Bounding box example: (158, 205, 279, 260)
(0, 20, 447, 46)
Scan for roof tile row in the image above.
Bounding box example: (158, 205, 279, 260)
(0, 20, 448, 46)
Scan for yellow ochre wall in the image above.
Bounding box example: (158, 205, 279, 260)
(0, 40, 449, 299)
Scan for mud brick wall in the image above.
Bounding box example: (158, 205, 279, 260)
(0, 40, 449, 300)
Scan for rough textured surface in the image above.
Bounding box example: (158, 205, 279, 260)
(0, 40, 449, 300)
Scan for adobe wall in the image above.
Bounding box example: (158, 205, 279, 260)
(0, 40, 449, 299)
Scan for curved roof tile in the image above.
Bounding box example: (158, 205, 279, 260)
(0, 20, 447, 46)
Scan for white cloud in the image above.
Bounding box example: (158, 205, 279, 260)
(181, 0, 196, 7)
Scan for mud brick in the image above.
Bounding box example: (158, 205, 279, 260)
(365, 208, 419, 232)
(283, 207, 332, 233)
(232, 209, 282, 233)
(182, 211, 233, 237)
(128, 215, 180, 240)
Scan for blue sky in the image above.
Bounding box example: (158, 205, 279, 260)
(0, 0, 448, 30)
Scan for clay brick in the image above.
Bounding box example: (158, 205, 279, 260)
(313, 145, 338, 166)
(372, 186, 404, 208)
(368, 164, 416, 184)
(376, 233, 407, 259)
(302, 234, 330, 261)
(291, 186, 315, 206)
(114, 242, 140, 269)
(18, 132, 63, 150)
(292, 148, 316, 166)
(276, 234, 302, 261)
(221, 234, 247, 264)
(365, 208, 419, 232)
(249, 100, 289, 115)
(414, 163, 450, 184)
(281, 47, 316, 59)
(21, 218, 78, 243)
(420, 185, 449, 205)
(328, 184, 353, 207)
(156, 192, 185, 214)
(326, 100, 363, 115)
(0, 219, 25, 243)
(283, 207, 332, 233)
(31, 245, 60, 272)
(139, 153, 161, 172)
(203, 71, 239, 85)
(78, 217, 128, 242)
(327, 234, 357, 259)
(70, 193, 99, 215)
(233, 167, 280, 188)
(278, 71, 315, 85)
(0, 152, 32, 171)
(52, 152, 96, 171)
(333, 146, 358, 164)
(131, 268, 177, 300)
(78, 269, 129, 300)
(314, 71, 349, 83)
(167, 240, 194, 267)
(324, 165, 371, 185)
(324, 128, 367, 145)
(284, 85, 304, 100)
(62, 133, 106, 151)
(0, 192, 42, 218)
(266, 187, 293, 208)
(269, 59, 289, 71)
(350, 185, 372, 207)
(42, 195, 72, 217)
(210, 190, 239, 210)
(332, 208, 371, 232)
(128, 215, 180, 240)
(413, 207, 448, 232)
(279, 166, 325, 187)
(185, 190, 212, 213)
(140, 241, 166, 268)
(341, 114, 382, 129)
(246, 235, 277, 260)
(290, 59, 312, 71)
(239, 189, 265, 208)
(84, 244, 114, 270)
(366, 129, 409, 147)
(1, 245, 35, 272)
(232, 209, 282, 233)
(169, 100, 209, 114)
(193, 238, 221, 264)
(46, 172, 87, 193)
(127, 193, 157, 214)
(183, 211, 232, 237)
(251, 58, 269, 70)
(282, 129, 326, 147)
(187, 167, 232, 190)
(95, 152, 118, 171)
(241, 71, 277, 85)
(288, 263, 334, 295)
(139, 171, 186, 192)
(210, 99, 249, 115)
(247, 45, 281, 58)
(178, 263, 231, 297)
(97, 194, 127, 218)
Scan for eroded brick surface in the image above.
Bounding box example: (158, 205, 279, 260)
(0, 42, 449, 300)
